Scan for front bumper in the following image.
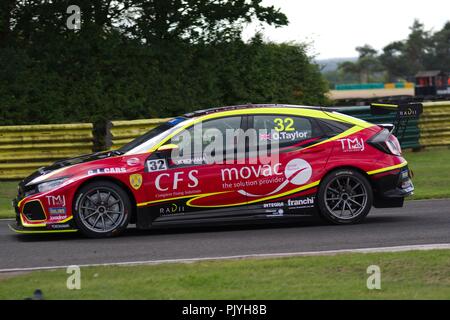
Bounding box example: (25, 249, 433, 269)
(11, 196, 77, 234)
(9, 223, 78, 234)
(371, 165, 414, 208)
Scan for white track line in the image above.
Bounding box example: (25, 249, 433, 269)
(1, 243, 449, 273)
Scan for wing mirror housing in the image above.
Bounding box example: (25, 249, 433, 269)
(156, 144, 179, 152)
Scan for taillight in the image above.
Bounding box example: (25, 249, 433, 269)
(368, 129, 402, 156)
(386, 134, 402, 156)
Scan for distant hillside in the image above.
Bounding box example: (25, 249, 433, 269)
(316, 57, 357, 73)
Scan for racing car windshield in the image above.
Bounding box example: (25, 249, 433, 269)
(119, 117, 191, 155)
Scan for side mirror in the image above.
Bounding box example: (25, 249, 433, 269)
(157, 144, 179, 152)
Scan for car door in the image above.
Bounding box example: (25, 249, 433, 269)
(141, 115, 250, 221)
(238, 113, 333, 215)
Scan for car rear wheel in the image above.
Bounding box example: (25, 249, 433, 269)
(73, 181, 131, 238)
(317, 169, 373, 224)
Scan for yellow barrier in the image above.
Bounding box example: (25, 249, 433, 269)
(108, 118, 171, 149)
(419, 101, 450, 147)
(0, 123, 94, 179)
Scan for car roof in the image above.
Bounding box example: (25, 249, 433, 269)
(183, 104, 337, 118)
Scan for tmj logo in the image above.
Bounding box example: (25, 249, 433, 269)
(338, 138, 365, 152)
(46, 195, 66, 207)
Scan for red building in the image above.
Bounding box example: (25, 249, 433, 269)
(415, 70, 449, 96)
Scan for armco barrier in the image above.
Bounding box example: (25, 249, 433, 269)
(108, 118, 171, 149)
(419, 101, 450, 147)
(0, 123, 94, 179)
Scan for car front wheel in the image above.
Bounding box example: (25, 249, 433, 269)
(317, 169, 373, 224)
(73, 180, 131, 238)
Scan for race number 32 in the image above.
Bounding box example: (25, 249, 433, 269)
(146, 159, 168, 172)
(274, 117, 295, 132)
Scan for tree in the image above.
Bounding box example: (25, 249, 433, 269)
(379, 41, 410, 81)
(379, 20, 433, 80)
(338, 45, 382, 83)
(404, 19, 432, 74)
(0, 0, 328, 133)
(429, 22, 450, 71)
(0, 0, 16, 46)
(129, 0, 288, 44)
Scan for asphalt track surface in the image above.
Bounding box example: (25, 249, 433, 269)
(1, 199, 449, 270)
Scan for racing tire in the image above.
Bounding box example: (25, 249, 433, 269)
(73, 180, 131, 238)
(317, 169, 373, 224)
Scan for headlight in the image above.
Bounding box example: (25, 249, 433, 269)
(37, 178, 69, 193)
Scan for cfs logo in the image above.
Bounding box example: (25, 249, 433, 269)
(46, 195, 66, 207)
(155, 170, 199, 191)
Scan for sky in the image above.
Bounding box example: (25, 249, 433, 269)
(242, 0, 450, 59)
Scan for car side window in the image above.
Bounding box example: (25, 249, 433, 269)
(168, 116, 243, 158)
(317, 119, 353, 137)
(253, 114, 322, 147)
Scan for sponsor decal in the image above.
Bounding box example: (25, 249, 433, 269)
(159, 203, 185, 215)
(338, 138, 365, 152)
(263, 202, 284, 208)
(155, 170, 199, 192)
(146, 159, 168, 172)
(173, 156, 206, 166)
(260, 131, 309, 142)
(237, 158, 313, 198)
(287, 197, 315, 208)
(399, 108, 418, 117)
(221, 164, 282, 181)
(88, 168, 126, 175)
(49, 214, 68, 221)
(126, 157, 140, 166)
(266, 208, 284, 217)
(46, 195, 66, 207)
(129, 174, 143, 190)
(48, 223, 71, 229)
(49, 207, 67, 215)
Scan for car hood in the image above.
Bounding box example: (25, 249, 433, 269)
(20, 150, 123, 188)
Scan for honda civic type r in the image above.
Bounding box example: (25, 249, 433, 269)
(11, 104, 414, 238)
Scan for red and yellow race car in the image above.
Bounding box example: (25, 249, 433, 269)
(11, 104, 415, 238)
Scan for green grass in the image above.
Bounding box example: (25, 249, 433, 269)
(406, 148, 450, 200)
(0, 250, 449, 299)
(0, 148, 449, 219)
(0, 181, 16, 219)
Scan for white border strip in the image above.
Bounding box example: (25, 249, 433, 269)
(1, 243, 449, 273)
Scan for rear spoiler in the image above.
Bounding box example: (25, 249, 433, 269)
(370, 103, 423, 143)
(370, 103, 423, 119)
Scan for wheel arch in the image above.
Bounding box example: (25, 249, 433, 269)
(73, 176, 138, 223)
(321, 165, 374, 191)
